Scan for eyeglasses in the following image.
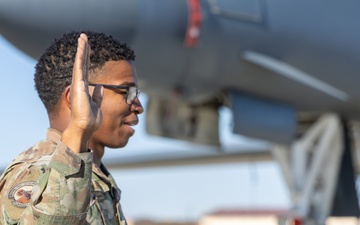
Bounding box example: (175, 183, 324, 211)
(88, 83, 140, 105)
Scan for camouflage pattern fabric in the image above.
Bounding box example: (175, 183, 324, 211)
(0, 129, 127, 225)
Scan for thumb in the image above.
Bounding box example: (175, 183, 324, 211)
(92, 85, 103, 106)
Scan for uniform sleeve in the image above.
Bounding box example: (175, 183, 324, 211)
(2, 141, 93, 225)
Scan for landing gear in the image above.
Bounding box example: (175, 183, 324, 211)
(272, 114, 359, 225)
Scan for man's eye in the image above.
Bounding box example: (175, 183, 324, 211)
(114, 90, 127, 95)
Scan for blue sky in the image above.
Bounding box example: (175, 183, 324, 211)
(0, 35, 290, 221)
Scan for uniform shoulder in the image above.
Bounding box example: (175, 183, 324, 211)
(0, 138, 56, 191)
(0, 130, 61, 222)
(0, 159, 48, 222)
(15, 138, 57, 163)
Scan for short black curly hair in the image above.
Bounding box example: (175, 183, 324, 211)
(34, 30, 135, 114)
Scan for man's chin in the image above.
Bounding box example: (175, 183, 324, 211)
(107, 140, 129, 149)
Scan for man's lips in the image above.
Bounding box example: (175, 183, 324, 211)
(123, 120, 137, 135)
(123, 120, 138, 126)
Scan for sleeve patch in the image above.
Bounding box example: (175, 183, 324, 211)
(7, 181, 35, 208)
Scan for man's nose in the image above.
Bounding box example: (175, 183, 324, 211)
(131, 97, 144, 114)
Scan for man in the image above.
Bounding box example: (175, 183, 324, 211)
(0, 31, 143, 224)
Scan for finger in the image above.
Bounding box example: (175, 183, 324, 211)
(73, 33, 88, 84)
(80, 33, 88, 44)
(93, 106, 103, 132)
(83, 36, 91, 93)
(82, 33, 90, 76)
(91, 85, 103, 131)
(88, 84, 95, 96)
(92, 85, 104, 106)
(86, 37, 91, 75)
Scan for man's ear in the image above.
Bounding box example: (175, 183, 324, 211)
(63, 86, 71, 109)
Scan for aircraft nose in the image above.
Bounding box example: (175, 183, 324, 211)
(0, 0, 138, 58)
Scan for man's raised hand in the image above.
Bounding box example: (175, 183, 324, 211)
(62, 33, 103, 153)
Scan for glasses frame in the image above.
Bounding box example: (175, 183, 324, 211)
(88, 83, 140, 105)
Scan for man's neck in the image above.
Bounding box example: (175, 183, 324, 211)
(90, 144, 105, 167)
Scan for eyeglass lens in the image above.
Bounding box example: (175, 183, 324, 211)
(127, 86, 139, 104)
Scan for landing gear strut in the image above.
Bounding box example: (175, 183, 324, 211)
(272, 114, 359, 225)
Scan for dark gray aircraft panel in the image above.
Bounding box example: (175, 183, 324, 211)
(1, 0, 360, 143)
(0, 0, 138, 57)
(1, 1, 360, 220)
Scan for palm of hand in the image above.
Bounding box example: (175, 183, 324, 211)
(70, 34, 103, 137)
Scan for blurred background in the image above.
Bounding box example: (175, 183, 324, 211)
(2, 0, 360, 224)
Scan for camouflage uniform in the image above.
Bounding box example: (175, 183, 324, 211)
(0, 129, 127, 225)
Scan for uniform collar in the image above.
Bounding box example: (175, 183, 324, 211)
(46, 128, 62, 143)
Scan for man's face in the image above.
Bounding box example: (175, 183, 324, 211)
(89, 60, 144, 150)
